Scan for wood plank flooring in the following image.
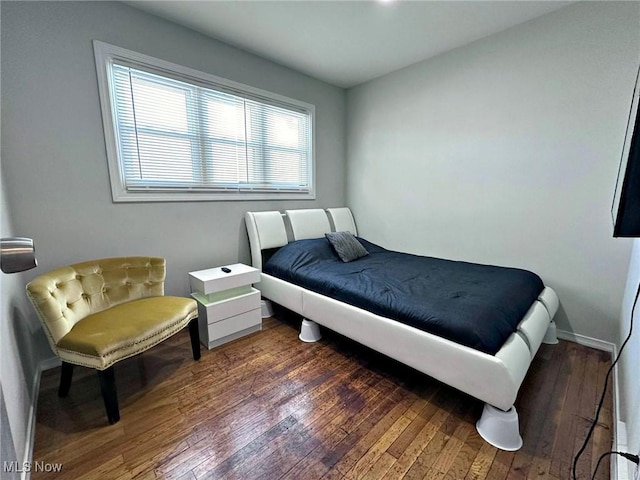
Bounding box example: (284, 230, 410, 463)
(31, 311, 613, 479)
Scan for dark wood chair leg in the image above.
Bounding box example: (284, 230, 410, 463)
(58, 362, 74, 397)
(189, 318, 201, 361)
(96, 367, 119, 424)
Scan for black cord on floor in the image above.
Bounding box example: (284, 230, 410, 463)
(591, 451, 640, 480)
(571, 278, 640, 480)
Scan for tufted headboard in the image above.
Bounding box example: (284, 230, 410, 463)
(26, 257, 165, 351)
(245, 207, 357, 270)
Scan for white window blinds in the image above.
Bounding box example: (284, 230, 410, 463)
(94, 42, 315, 202)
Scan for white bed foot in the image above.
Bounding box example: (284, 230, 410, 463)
(299, 319, 322, 342)
(542, 320, 559, 345)
(261, 299, 274, 318)
(476, 404, 523, 451)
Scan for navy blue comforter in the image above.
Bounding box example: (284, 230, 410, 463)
(263, 237, 544, 355)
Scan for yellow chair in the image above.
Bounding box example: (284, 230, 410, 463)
(26, 257, 200, 424)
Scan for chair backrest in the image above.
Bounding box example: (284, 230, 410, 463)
(26, 257, 166, 351)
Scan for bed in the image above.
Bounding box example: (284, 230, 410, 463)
(245, 207, 559, 450)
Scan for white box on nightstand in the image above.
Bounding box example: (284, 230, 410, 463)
(188, 264, 261, 349)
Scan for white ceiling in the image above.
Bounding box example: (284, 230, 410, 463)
(127, 1, 573, 88)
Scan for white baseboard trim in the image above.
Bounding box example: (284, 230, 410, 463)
(39, 356, 61, 371)
(616, 421, 630, 480)
(21, 356, 60, 480)
(556, 329, 616, 353)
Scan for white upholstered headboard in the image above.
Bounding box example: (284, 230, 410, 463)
(245, 207, 357, 270)
(327, 208, 357, 235)
(285, 209, 331, 240)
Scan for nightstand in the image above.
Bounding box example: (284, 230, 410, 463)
(188, 263, 261, 349)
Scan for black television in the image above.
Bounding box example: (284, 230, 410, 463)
(612, 65, 640, 238)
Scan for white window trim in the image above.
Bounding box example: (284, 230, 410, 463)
(93, 40, 316, 202)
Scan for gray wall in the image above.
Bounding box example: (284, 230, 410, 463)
(1, 1, 345, 462)
(3, 0, 640, 468)
(0, 172, 26, 477)
(1, 386, 19, 480)
(0, 167, 50, 470)
(1, 0, 346, 297)
(346, 1, 639, 344)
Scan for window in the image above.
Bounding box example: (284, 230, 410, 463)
(93, 41, 315, 202)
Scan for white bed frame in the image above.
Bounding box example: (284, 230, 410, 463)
(245, 207, 559, 450)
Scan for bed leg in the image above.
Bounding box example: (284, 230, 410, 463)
(476, 403, 523, 451)
(299, 319, 322, 342)
(542, 320, 559, 345)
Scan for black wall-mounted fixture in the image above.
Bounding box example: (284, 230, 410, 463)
(613, 65, 640, 237)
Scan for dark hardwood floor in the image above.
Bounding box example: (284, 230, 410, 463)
(31, 311, 613, 479)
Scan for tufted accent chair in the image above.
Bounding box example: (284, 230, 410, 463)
(27, 257, 200, 424)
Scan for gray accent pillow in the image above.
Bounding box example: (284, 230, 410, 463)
(325, 231, 369, 262)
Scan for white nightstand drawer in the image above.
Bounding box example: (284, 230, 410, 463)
(192, 288, 260, 324)
(207, 308, 261, 340)
(189, 263, 260, 295)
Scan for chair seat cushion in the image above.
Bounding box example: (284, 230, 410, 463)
(56, 296, 197, 369)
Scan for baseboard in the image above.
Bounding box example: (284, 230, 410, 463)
(616, 421, 631, 480)
(21, 356, 59, 480)
(556, 329, 616, 353)
(39, 356, 61, 371)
